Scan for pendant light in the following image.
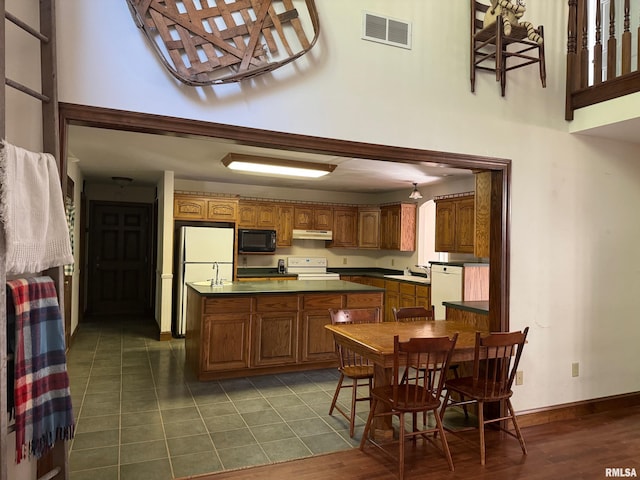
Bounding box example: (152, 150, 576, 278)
(409, 182, 422, 200)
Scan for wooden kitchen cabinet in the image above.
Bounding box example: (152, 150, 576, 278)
(186, 288, 383, 379)
(415, 284, 432, 311)
(253, 295, 299, 367)
(174, 194, 206, 220)
(399, 282, 416, 308)
(383, 279, 431, 321)
(207, 198, 238, 221)
(384, 279, 400, 322)
(185, 293, 251, 374)
(380, 203, 416, 251)
(276, 204, 294, 246)
(238, 201, 277, 228)
(435, 195, 475, 253)
(330, 206, 358, 248)
(474, 172, 491, 258)
(358, 207, 380, 249)
(202, 314, 251, 371)
(174, 193, 238, 222)
(300, 293, 342, 363)
(294, 205, 333, 230)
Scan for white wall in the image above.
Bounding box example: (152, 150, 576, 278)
(55, 1, 640, 412)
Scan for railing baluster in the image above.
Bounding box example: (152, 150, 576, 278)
(607, 0, 617, 80)
(594, 1, 603, 84)
(622, 0, 631, 74)
(580, 0, 589, 88)
(566, 0, 640, 120)
(566, 0, 578, 121)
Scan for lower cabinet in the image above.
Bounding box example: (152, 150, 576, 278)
(383, 279, 431, 321)
(253, 311, 299, 366)
(300, 294, 343, 363)
(186, 289, 383, 379)
(186, 292, 252, 375)
(253, 294, 300, 366)
(202, 314, 251, 371)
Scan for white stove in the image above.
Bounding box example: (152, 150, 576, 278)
(287, 257, 340, 281)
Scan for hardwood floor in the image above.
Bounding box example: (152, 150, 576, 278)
(182, 405, 640, 480)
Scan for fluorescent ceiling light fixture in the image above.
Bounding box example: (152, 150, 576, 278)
(222, 153, 337, 178)
(409, 182, 423, 199)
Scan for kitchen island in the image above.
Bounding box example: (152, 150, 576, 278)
(443, 300, 489, 330)
(185, 280, 384, 380)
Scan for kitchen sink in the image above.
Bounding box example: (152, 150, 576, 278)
(383, 274, 430, 284)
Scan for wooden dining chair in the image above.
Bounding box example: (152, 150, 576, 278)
(440, 327, 529, 465)
(328, 307, 382, 437)
(393, 305, 468, 420)
(360, 334, 459, 479)
(392, 305, 434, 322)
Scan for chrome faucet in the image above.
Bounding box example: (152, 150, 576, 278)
(414, 264, 431, 278)
(211, 262, 219, 286)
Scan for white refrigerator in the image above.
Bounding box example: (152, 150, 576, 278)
(175, 226, 234, 336)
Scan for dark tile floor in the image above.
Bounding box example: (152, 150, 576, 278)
(66, 316, 368, 479)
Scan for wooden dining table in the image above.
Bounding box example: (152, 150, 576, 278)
(325, 319, 489, 438)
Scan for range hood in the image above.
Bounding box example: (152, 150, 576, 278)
(292, 229, 333, 240)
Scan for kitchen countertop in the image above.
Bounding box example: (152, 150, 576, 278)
(429, 261, 489, 267)
(443, 300, 489, 314)
(236, 267, 432, 285)
(187, 279, 385, 296)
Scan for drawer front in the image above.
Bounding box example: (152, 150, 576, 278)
(204, 297, 252, 314)
(256, 295, 299, 312)
(345, 292, 384, 309)
(384, 280, 400, 292)
(303, 294, 342, 310)
(415, 285, 430, 298)
(399, 283, 416, 296)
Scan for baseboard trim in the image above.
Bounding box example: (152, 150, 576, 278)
(517, 391, 640, 428)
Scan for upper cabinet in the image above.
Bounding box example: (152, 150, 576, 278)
(294, 205, 333, 230)
(330, 206, 358, 248)
(175, 194, 420, 252)
(357, 207, 380, 249)
(276, 204, 294, 247)
(380, 203, 416, 251)
(434, 194, 474, 253)
(174, 193, 238, 222)
(238, 201, 276, 228)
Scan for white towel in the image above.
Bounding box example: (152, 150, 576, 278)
(0, 140, 74, 274)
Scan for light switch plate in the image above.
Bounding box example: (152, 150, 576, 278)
(572, 362, 579, 377)
(515, 370, 523, 385)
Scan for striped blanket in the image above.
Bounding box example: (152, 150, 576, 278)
(6, 276, 74, 463)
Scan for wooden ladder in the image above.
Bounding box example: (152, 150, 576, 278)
(1, 1, 69, 479)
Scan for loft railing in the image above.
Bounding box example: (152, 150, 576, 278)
(566, 0, 640, 120)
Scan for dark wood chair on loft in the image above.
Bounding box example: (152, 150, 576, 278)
(328, 307, 382, 438)
(360, 334, 459, 480)
(440, 327, 529, 465)
(392, 306, 468, 420)
(471, 0, 546, 96)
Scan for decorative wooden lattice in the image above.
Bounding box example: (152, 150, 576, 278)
(126, 0, 320, 85)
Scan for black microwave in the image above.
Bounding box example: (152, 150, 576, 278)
(238, 229, 277, 253)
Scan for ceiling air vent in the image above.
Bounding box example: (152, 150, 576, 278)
(362, 11, 412, 49)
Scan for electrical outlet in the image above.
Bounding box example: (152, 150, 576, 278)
(342, 257, 347, 265)
(572, 362, 579, 377)
(391, 259, 395, 266)
(515, 370, 524, 386)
